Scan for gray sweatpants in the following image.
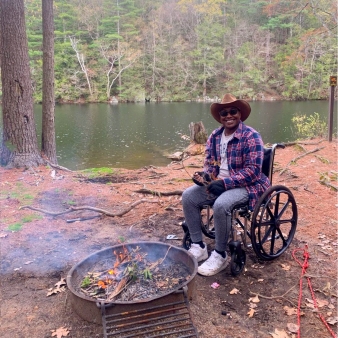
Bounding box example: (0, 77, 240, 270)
(182, 184, 249, 252)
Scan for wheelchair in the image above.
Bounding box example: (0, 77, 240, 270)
(181, 143, 298, 276)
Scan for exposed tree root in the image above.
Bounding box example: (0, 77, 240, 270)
(20, 199, 160, 218)
(134, 188, 183, 196)
(319, 180, 338, 191)
(249, 282, 299, 308)
(283, 139, 325, 146)
(279, 146, 325, 176)
(45, 159, 73, 172)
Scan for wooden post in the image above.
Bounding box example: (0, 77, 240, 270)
(328, 76, 337, 142)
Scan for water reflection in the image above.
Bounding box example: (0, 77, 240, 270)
(0, 101, 335, 170)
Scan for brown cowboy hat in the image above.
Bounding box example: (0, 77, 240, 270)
(210, 93, 251, 123)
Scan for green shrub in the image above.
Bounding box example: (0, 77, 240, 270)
(291, 112, 327, 139)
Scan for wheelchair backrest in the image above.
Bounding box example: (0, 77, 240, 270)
(262, 148, 272, 181)
(262, 143, 284, 184)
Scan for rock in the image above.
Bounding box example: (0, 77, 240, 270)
(167, 152, 183, 161)
(184, 143, 205, 156)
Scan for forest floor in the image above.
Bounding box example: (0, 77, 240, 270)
(0, 138, 337, 338)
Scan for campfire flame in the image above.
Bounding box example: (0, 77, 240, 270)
(97, 245, 131, 288)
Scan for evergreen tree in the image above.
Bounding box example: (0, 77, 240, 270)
(0, 0, 44, 167)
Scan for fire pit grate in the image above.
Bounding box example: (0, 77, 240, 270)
(99, 287, 198, 338)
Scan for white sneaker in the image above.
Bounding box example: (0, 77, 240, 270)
(198, 250, 230, 276)
(188, 243, 208, 262)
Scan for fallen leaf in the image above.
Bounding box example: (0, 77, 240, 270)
(270, 328, 290, 338)
(249, 295, 260, 303)
(54, 278, 66, 288)
(287, 323, 299, 333)
(251, 264, 264, 269)
(316, 299, 329, 308)
(0, 233, 8, 238)
(26, 315, 35, 322)
(247, 308, 256, 317)
(327, 317, 338, 325)
(305, 298, 315, 309)
(47, 286, 66, 296)
(156, 281, 167, 288)
(229, 288, 240, 295)
(281, 264, 291, 271)
(47, 278, 67, 296)
(51, 327, 70, 338)
(323, 282, 331, 293)
(283, 306, 297, 316)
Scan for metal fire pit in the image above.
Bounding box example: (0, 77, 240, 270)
(67, 241, 198, 337)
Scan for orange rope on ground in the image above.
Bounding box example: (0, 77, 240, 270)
(292, 246, 337, 338)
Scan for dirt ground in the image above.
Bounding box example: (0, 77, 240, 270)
(0, 138, 337, 338)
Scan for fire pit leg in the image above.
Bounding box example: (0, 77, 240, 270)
(98, 302, 108, 338)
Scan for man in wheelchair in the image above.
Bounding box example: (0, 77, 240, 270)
(182, 93, 271, 276)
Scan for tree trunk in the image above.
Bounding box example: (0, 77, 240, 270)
(42, 0, 57, 164)
(189, 122, 208, 144)
(0, 0, 44, 168)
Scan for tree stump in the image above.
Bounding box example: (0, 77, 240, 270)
(189, 122, 208, 144)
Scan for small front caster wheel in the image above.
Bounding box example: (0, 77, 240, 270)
(182, 231, 192, 250)
(230, 250, 246, 276)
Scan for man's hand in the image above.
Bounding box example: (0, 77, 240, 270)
(207, 180, 225, 196)
(192, 171, 211, 186)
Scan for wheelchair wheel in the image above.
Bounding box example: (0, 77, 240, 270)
(182, 231, 192, 250)
(230, 250, 246, 276)
(201, 207, 215, 239)
(251, 185, 297, 261)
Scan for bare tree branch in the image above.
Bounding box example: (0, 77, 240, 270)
(134, 188, 183, 196)
(20, 199, 160, 218)
(279, 146, 325, 176)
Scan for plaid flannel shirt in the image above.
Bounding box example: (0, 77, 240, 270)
(204, 121, 270, 210)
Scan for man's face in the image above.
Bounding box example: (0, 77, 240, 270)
(219, 107, 241, 132)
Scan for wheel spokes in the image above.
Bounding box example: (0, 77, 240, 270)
(257, 192, 294, 256)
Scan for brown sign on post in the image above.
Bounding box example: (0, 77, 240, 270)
(330, 76, 337, 87)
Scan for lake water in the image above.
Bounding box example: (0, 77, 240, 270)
(0, 100, 336, 170)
